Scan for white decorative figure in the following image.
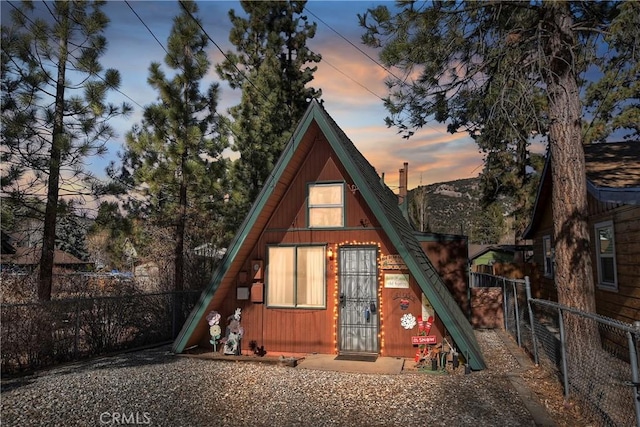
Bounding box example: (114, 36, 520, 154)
(223, 308, 244, 355)
(206, 311, 222, 352)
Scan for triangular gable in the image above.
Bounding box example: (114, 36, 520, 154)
(173, 100, 486, 370)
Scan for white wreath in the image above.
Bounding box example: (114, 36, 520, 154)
(400, 313, 416, 330)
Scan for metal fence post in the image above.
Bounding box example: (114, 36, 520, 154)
(512, 280, 521, 347)
(74, 301, 80, 359)
(628, 322, 640, 427)
(467, 271, 472, 321)
(524, 276, 539, 366)
(171, 292, 177, 339)
(557, 306, 570, 398)
(503, 277, 508, 331)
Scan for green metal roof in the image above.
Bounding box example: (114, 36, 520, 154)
(173, 100, 486, 370)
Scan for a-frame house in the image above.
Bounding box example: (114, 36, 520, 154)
(173, 100, 486, 370)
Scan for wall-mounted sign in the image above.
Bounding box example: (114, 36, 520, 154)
(384, 273, 409, 288)
(381, 254, 407, 270)
(411, 335, 437, 345)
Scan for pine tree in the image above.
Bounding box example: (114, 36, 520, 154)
(217, 0, 321, 228)
(55, 200, 89, 262)
(583, 2, 640, 143)
(117, 1, 229, 291)
(1, 1, 131, 300)
(360, 1, 635, 376)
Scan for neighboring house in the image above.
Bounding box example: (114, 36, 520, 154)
(523, 142, 640, 323)
(469, 244, 516, 267)
(0, 246, 91, 273)
(468, 244, 532, 275)
(173, 100, 486, 370)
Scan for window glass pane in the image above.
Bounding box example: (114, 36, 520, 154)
(296, 246, 325, 307)
(595, 222, 617, 289)
(309, 185, 342, 205)
(600, 258, 615, 283)
(598, 227, 613, 255)
(267, 247, 295, 306)
(543, 236, 553, 276)
(309, 207, 343, 227)
(543, 238, 551, 257)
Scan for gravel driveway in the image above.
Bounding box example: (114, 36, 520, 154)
(1, 330, 558, 427)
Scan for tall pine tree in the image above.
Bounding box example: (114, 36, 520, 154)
(1, 1, 130, 300)
(360, 1, 636, 377)
(216, 0, 321, 229)
(117, 1, 229, 291)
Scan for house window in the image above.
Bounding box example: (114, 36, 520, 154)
(267, 245, 326, 308)
(595, 220, 617, 290)
(308, 183, 344, 228)
(542, 235, 554, 278)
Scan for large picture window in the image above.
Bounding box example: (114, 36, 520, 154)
(308, 183, 344, 228)
(267, 245, 326, 308)
(543, 235, 554, 278)
(595, 221, 617, 291)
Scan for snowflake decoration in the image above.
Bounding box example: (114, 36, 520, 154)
(400, 313, 416, 330)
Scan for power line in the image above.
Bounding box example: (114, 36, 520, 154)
(123, 0, 238, 141)
(305, 5, 449, 137)
(125, 1, 169, 57)
(321, 58, 383, 101)
(304, 6, 408, 88)
(177, 0, 279, 114)
(6, 0, 145, 110)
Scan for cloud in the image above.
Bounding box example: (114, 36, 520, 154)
(353, 125, 481, 188)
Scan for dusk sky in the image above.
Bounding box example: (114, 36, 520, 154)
(4, 0, 486, 192)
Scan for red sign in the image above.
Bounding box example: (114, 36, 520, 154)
(411, 335, 437, 345)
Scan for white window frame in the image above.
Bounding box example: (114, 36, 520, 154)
(594, 220, 618, 291)
(308, 182, 344, 228)
(266, 245, 326, 309)
(542, 235, 554, 278)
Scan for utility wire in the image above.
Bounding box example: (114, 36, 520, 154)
(124, 0, 239, 142)
(305, 5, 448, 137)
(125, 1, 169, 57)
(321, 58, 383, 101)
(304, 6, 408, 88)
(177, 0, 280, 114)
(7, 0, 145, 110)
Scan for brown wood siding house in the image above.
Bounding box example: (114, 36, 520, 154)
(173, 100, 485, 370)
(523, 142, 640, 324)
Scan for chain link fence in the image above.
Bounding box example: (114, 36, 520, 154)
(1, 291, 200, 376)
(470, 272, 640, 427)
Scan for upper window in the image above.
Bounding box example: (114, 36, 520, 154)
(542, 235, 554, 278)
(595, 221, 617, 291)
(266, 245, 326, 308)
(308, 183, 344, 228)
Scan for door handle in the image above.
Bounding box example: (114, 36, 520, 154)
(339, 294, 345, 307)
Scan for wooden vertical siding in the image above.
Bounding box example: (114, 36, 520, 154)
(382, 278, 444, 358)
(198, 134, 458, 358)
(420, 240, 469, 315)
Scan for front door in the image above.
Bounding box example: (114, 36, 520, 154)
(338, 246, 379, 354)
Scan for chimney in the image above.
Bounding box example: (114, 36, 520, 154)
(398, 162, 408, 204)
